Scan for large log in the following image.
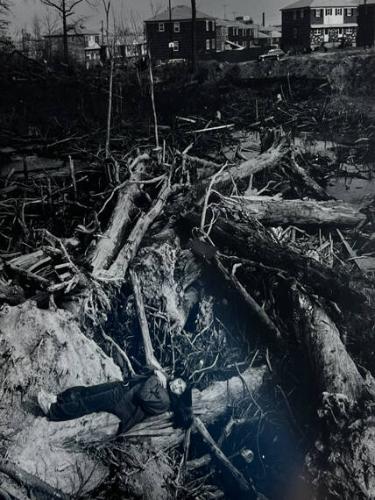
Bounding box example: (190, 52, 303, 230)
(182, 212, 366, 310)
(296, 292, 375, 498)
(201, 141, 287, 191)
(222, 197, 366, 228)
(104, 180, 172, 280)
(296, 292, 371, 401)
(90, 156, 147, 273)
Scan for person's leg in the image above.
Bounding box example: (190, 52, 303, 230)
(48, 381, 126, 421)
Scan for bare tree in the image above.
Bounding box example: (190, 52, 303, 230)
(0, 0, 9, 36)
(32, 14, 42, 40)
(42, 7, 60, 36)
(149, 0, 164, 18)
(39, 0, 88, 62)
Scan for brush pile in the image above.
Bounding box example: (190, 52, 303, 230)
(0, 75, 375, 500)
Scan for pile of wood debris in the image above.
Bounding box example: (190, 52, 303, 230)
(0, 84, 375, 500)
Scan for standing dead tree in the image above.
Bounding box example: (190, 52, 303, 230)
(40, 0, 88, 63)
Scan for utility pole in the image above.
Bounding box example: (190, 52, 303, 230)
(62, 0, 68, 63)
(168, 0, 172, 59)
(191, 0, 197, 72)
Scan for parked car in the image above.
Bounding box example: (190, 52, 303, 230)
(259, 49, 285, 61)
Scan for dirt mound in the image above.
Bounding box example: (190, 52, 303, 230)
(0, 301, 121, 496)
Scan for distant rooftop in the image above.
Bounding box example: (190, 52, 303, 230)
(281, 0, 359, 9)
(145, 5, 214, 22)
(216, 18, 258, 29)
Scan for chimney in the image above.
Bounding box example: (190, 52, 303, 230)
(262, 12, 265, 26)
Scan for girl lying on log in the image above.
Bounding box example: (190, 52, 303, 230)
(37, 370, 193, 434)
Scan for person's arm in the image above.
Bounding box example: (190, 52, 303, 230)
(153, 368, 168, 388)
(135, 375, 170, 416)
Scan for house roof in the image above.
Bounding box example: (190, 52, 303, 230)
(216, 19, 258, 29)
(281, 0, 359, 9)
(260, 27, 282, 37)
(145, 5, 214, 22)
(255, 31, 270, 39)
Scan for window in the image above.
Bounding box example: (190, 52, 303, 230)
(211, 38, 216, 50)
(335, 8, 342, 15)
(206, 20, 210, 31)
(172, 41, 179, 52)
(325, 28, 329, 34)
(292, 10, 297, 20)
(346, 8, 353, 16)
(325, 9, 332, 15)
(206, 39, 210, 50)
(173, 22, 180, 33)
(158, 23, 165, 32)
(315, 28, 322, 35)
(95, 35, 100, 44)
(300, 9, 304, 18)
(315, 9, 321, 17)
(338, 28, 343, 34)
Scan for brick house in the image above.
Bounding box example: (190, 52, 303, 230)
(281, 0, 359, 51)
(357, 1, 375, 47)
(144, 5, 216, 62)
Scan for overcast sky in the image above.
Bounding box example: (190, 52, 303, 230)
(10, 0, 289, 34)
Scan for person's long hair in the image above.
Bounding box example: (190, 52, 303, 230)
(169, 384, 193, 429)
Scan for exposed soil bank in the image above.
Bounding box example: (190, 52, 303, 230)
(211, 49, 375, 96)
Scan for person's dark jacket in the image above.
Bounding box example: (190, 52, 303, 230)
(116, 375, 171, 434)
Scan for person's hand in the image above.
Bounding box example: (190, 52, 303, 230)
(154, 369, 168, 389)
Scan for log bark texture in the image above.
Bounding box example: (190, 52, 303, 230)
(106, 180, 172, 279)
(296, 292, 375, 498)
(222, 197, 366, 228)
(201, 142, 287, 191)
(91, 158, 147, 273)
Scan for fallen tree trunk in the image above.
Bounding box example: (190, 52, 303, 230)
(296, 292, 372, 401)
(90, 156, 148, 273)
(295, 292, 375, 498)
(182, 212, 366, 310)
(222, 197, 366, 228)
(104, 180, 172, 280)
(201, 141, 287, 192)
